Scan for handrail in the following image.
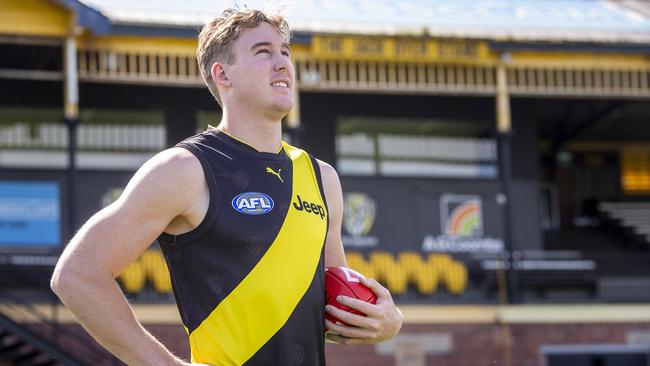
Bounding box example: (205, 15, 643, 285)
(0, 311, 83, 366)
(0, 265, 121, 365)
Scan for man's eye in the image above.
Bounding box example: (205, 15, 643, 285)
(282, 51, 290, 57)
(256, 49, 270, 54)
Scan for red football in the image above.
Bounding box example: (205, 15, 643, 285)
(325, 267, 377, 325)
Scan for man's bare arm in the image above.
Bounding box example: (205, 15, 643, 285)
(317, 160, 403, 344)
(318, 160, 347, 268)
(51, 148, 208, 366)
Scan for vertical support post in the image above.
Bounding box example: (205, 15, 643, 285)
(496, 55, 515, 366)
(165, 108, 196, 147)
(496, 56, 518, 304)
(64, 24, 80, 242)
(286, 82, 301, 146)
(496, 62, 511, 136)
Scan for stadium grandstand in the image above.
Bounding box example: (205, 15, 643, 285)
(1, 0, 650, 365)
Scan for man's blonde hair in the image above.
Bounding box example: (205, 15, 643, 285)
(197, 8, 291, 106)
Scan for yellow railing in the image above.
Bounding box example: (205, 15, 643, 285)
(73, 47, 650, 98)
(294, 58, 497, 95)
(506, 66, 650, 97)
(77, 49, 202, 86)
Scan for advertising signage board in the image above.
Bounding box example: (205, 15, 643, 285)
(340, 177, 504, 254)
(0, 181, 61, 247)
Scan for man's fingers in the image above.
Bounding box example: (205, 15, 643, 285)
(325, 318, 375, 339)
(361, 277, 391, 299)
(335, 296, 382, 318)
(324, 335, 339, 344)
(326, 304, 379, 330)
(324, 319, 339, 332)
(325, 333, 367, 345)
(323, 277, 402, 345)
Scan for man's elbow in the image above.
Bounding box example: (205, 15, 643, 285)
(50, 260, 88, 299)
(51, 257, 113, 300)
(50, 262, 74, 298)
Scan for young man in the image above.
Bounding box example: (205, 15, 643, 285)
(51, 8, 402, 366)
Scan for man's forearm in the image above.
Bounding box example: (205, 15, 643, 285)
(52, 272, 182, 366)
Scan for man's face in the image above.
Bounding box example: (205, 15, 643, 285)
(222, 22, 294, 119)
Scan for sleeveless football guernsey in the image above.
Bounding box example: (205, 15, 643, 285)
(157, 129, 328, 365)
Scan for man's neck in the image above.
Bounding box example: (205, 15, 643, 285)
(214, 109, 283, 153)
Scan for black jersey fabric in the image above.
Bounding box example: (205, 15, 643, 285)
(157, 129, 328, 365)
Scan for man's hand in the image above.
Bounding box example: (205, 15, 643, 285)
(324, 277, 402, 345)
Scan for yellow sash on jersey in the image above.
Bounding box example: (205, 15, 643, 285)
(188, 143, 327, 365)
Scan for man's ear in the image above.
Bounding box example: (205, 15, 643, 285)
(211, 62, 231, 86)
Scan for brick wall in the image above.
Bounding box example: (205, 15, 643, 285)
(324, 323, 650, 366)
(39, 322, 650, 365)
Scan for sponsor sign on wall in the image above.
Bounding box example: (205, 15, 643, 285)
(341, 177, 505, 254)
(423, 194, 503, 253)
(342, 192, 379, 248)
(0, 181, 60, 247)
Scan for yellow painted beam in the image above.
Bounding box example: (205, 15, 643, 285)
(0, 304, 182, 324)
(509, 51, 650, 69)
(309, 35, 496, 64)
(499, 304, 650, 324)
(75, 35, 311, 60)
(401, 305, 497, 324)
(0, 0, 71, 37)
(5, 304, 650, 325)
(78, 35, 198, 56)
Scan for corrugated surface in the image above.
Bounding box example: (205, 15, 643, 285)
(78, 0, 650, 42)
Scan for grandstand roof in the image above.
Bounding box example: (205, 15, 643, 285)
(73, 0, 650, 44)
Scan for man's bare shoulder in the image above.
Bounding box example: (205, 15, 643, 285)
(135, 147, 204, 186)
(315, 159, 343, 207)
(147, 147, 201, 175)
(118, 147, 206, 213)
(315, 159, 339, 181)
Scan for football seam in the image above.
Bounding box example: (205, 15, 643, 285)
(327, 272, 355, 295)
(327, 271, 374, 303)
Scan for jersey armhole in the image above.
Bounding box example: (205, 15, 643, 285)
(158, 143, 220, 246)
(309, 155, 328, 212)
(309, 156, 329, 273)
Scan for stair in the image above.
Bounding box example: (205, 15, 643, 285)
(0, 312, 83, 366)
(0, 262, 121, 366)
(600, 202, 650, 247)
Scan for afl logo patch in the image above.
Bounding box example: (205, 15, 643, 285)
(232, 192, 274, 215)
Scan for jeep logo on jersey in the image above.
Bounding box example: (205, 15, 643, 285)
(293, 195, 325, 219)
(232, 192, 274, 215)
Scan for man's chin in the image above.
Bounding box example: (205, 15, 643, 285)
(269, 102, 294, 118)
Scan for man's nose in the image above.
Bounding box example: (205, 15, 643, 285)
(274, 54, 290, 72)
